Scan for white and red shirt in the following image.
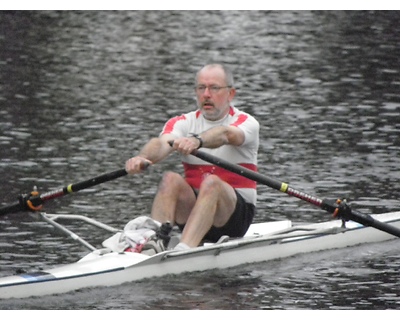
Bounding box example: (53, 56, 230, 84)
(160, 106, 259, 205)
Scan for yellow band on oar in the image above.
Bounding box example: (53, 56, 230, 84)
(67, 184, 73, 193)
(280, 183, 288, 192)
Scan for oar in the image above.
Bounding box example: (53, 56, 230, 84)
(191, 149, 400, 238)
(0, 169, 128, 216)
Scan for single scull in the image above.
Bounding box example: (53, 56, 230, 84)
(0, 210, 399, 299)
(1, 150, 399, 299)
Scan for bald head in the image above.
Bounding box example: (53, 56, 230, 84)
(196, 64, 234, 88)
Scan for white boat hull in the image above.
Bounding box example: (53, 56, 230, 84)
(1, 211, 399, 299)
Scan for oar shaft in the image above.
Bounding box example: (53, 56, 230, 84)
(0, 202, 22, 216)
(40, 169, 127, 201)
(342, 208, 400, 237)
(192, 149, 400, 238)
(0, 169, 127, 215)
(192, 149, 324, 207)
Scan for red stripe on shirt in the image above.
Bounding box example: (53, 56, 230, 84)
(183, 162, 257, 189)
(162, 115, 187, 134)
(230, 114, 248, 127)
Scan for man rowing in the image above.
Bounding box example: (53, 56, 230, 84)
(125, 63, 260, 252)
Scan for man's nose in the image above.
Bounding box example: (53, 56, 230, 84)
(203, 87, 212, 96)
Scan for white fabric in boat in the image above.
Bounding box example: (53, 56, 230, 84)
(102, 216, 161, 253)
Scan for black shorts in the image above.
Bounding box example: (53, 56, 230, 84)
(177, 190, 256, 243)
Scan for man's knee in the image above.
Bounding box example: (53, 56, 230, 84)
(199, 175, 224, 195)
(161, 171, 182, 183)
(158, 171, 185, 193)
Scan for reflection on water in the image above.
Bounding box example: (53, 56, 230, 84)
(0, 10, 400, 309)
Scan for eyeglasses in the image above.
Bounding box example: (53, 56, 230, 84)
(195, 85, 231, 94)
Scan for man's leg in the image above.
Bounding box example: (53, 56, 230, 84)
(179, 175, 237, 248)
(150, 171, 197, 225)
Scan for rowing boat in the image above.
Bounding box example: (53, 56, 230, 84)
(1, 150, 400, 300)
(1, 210, 399, 300)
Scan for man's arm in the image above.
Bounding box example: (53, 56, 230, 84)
(196, 125, 245, 148)
(125, 134, 175, 174)
(171, 125, 245, 156)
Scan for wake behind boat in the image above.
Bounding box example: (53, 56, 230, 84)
(1, 210, 400, 300)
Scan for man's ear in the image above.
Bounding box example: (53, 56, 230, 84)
(228, 87, 236, 102)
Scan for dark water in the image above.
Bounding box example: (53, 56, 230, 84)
(0, 10, 400, 310)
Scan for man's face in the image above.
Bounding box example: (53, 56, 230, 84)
(195, 66, 236, 121)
